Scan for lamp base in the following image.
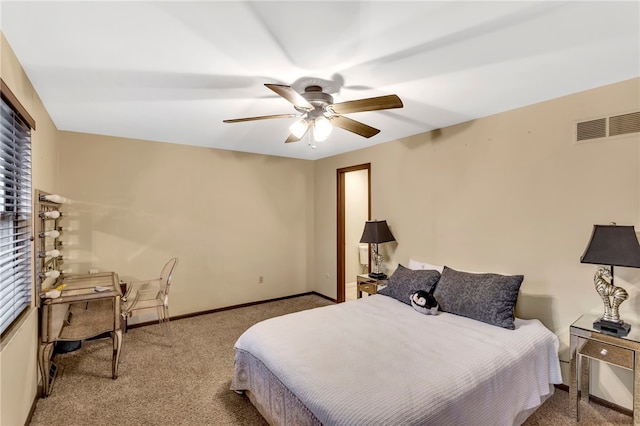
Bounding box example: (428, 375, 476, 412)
(368, 272, 387, 280)
(593, 318, 631, 337)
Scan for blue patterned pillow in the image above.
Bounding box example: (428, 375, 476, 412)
(433, 266, 523, 329)
(378, 264, 441, 305)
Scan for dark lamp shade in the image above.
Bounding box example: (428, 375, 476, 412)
(580, 224, 640, 268)
(360, 220, 395, 244)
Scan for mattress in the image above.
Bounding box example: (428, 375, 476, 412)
(232, 295, 562, 426)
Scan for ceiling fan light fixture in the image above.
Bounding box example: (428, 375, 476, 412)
(313, 116, 332, 142)
(289, 118, 309, 138)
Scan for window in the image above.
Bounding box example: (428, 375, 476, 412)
(0, 81, 33, 336)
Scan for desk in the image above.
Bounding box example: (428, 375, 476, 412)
(570, 313, 640, 424)
(39, 272, 123, 397)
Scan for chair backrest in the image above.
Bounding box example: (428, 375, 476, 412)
(159, 257, 178, 297)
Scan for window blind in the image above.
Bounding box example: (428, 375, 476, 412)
(0, 95, 32, 336)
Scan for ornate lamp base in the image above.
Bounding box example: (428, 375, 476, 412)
(593, 318, 631, 336)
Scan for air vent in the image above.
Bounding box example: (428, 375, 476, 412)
(576, 118, 606, 141)
(609, 111, 640, 136)
(575, 111, 640, 143)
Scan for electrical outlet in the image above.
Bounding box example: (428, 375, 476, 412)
(259, 276, 264, 284)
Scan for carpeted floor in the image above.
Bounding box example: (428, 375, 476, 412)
(29, 294, 632, 425)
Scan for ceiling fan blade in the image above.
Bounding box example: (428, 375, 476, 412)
(285, 133, 303, 143)
(223, 113, 296, 123)
(331, 94, 403, 115)
(265, 84, 314, 110)
(331, 115, 380, 138)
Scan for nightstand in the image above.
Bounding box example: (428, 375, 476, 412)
(569, 313, 640, 424)
(356, 274, 388, 298)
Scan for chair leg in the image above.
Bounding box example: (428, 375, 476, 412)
(155, 305, 164, 327)
(155, 304, 172, 345)
(163, 305, 173, 346)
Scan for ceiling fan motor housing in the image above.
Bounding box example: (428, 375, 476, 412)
(297, 86, 334, 118)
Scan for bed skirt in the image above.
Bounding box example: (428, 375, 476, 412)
(232, 349, 320, 426)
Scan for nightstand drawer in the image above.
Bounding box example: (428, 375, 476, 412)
(580, 340, 633, 369)
(358, 283, 377, 294)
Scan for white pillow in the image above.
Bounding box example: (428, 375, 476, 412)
(408, 259, 444, 273)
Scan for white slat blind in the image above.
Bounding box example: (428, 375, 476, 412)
(0, 95, 32, 336)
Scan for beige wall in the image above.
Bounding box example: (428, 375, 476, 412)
(57, 132, 315, 320)
(314, 77, 640, 407)
(0, 32, 60, 426)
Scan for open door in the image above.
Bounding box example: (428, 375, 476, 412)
(337, 164, 371, 303)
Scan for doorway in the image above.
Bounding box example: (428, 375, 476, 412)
(336, 164, 371, 303)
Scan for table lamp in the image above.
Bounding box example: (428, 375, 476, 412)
(360, 220, 396, 279)
(580, 223, 640, 336)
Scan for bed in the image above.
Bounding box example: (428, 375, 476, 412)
(231, 264, 562, 426)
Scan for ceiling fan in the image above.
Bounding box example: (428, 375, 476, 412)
(223, 83, 403, 144)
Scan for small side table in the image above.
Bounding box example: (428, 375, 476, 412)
(569, 313, 640, 424)
(356, 274, 388, 298)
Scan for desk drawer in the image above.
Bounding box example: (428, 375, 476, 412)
(580, 340, 633, 369)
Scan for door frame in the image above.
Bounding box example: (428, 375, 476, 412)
(336, 163, 371, 303)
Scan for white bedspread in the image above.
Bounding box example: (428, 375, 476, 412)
(234, 295, 562, 426)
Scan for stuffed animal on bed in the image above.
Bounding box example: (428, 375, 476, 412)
(410, 290, 439, 315)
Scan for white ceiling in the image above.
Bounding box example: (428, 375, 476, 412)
(1, 1, 638, 160)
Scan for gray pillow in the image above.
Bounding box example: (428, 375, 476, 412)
(378, 264, 441, 305)
(433, 266, 523, 330)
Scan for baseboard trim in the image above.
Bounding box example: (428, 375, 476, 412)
(127, 291, 335, 330)
(554, 384, 633, 417)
